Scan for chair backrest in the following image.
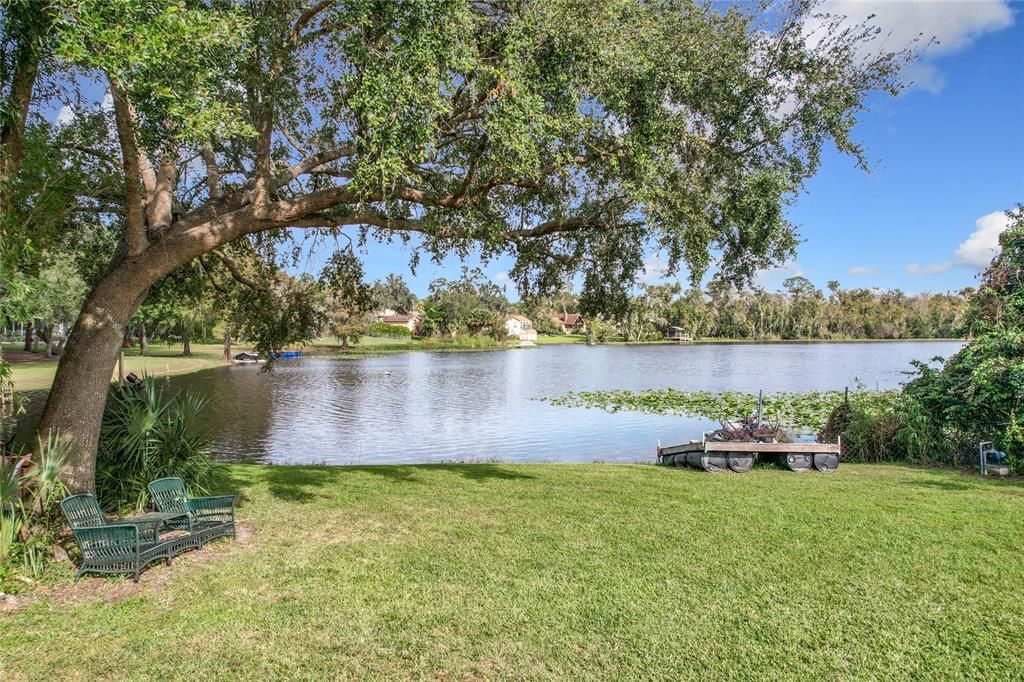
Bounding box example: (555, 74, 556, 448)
(61, 494, 105, 530)
(148, 477, 189, 515)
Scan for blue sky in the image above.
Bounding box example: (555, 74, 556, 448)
(319, 0, 1023, 298)
(768, 0, 1024, 295)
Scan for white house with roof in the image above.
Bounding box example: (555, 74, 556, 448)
(505, 314, 537, 342)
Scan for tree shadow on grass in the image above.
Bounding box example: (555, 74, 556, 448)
(905, 478, 973, 492)
(225, 462, 536, 504)
(901, 467, 1024, 494)
(265, 465, 345, 503)
(430, 463, 536, 482)
(217, 464, 341, 504)
(341, 463, 535, 485)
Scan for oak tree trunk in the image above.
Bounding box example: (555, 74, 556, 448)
(182, 334, 192, 357)
(45, 323, 55, 358)
(222, 329, 232, 361)
(35, 263, 152, 493)
(23, 323, 33, 352)
(139, 320, 148, 356)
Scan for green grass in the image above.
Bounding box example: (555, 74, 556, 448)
(535, 334, 585, 345)
(314, 335, 505, 355)
(5, 343, 241, 391)
(2, 463, 1022, 679)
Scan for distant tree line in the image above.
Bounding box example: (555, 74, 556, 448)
(639, 277, 970, 341)
(522, 277, 970, 341)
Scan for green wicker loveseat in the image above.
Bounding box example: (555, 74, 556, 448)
(148, 477, 237, 548)
(60, 494, 189, 582)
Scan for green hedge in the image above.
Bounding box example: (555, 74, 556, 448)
(367, 321, 413, 338)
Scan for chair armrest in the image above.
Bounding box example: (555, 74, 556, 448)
(187, 495, 237, 521)
(74, 524, 139, 561)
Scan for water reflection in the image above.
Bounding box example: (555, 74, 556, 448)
(13, 341, 962, 465)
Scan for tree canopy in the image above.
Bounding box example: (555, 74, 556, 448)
(0, 0, 918, 491)
(370, 274, 417, 314)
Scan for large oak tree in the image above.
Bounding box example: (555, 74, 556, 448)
(11, 0, 911, 492)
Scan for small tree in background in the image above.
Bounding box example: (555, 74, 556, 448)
(370, 274, 417, 315)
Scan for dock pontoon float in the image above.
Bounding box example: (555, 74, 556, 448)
(657, 435, 841, 473)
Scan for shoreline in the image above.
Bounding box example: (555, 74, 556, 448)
(6, 336, 966, 392)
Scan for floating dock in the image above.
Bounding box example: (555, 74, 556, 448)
(657, 436, 841, 473)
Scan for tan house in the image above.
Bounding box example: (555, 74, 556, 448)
(505, 315, 538, 342)
(550, 311, 586, 334)
(373, 309, 422, 334)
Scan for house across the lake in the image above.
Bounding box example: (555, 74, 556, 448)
(373, 309, 422, 334)
(505, 315, 538, 342)
(549, 311, 586, 334)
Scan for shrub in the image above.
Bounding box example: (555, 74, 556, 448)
(532, 313, 563, 336)
(0, 432, 73, 584)
(367, 321, 413, 338)
(96, 377, 221, 511)
(585, 317, 617, 343)
(821, 389, 965, 466)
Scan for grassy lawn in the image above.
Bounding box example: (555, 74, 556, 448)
(535, 334, 585, 345)
(2, 464, 1022, 679)
(314, 335, 504, 355)
(5, 343, 240, 392)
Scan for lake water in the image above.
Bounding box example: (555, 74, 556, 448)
(15, 341, 956, 465)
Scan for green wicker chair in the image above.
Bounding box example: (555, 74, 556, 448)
(147, 477, 237, 548)
(60, 494, 174, 582)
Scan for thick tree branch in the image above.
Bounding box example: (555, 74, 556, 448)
(252, 107, 273, 210)
(508, 217, 594, 240)
(108, 81, 149, 254)
(280, 127, 309, 157)
(273, 144, 356, 189)
(147, 150, 177, 230)
(292, 0, 334, 41)
(201, 145, 223, 200)
(287, 211, 427, 233)
(0, 3, 52, 196)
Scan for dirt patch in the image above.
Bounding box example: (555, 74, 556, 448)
(0, 523, 254, 614)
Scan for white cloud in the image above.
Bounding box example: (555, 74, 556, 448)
(906, 261, 952, 276)
(809, 1, 1014, 93)
(101, 91, 114, 111)
(848, 265, 879, 276)
(905, 209, 1011, 276)
(493, 271, 509, 283)
(954, 210, 1010, 270)
(55, 105, 75, 126)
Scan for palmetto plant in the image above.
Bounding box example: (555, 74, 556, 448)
(0, 458, 21, 563)
(24, 432, 73, 517)
(97, 377, 220, 511)
(0, 434, 72, 572)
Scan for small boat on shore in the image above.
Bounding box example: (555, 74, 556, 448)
(233, 352, 264, 364)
